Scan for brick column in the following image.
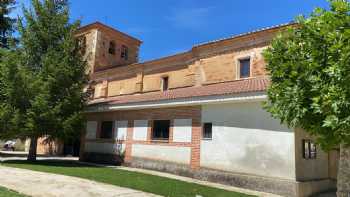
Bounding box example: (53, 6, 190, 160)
(124, 120, 133, 164)
(147, 120, 153, 142)
(96, 121, 101, 138)
(169, 120, 174, 143)
(190, 119, 201, 170)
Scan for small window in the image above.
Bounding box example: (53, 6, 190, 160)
(100, 121, 113, 139)
(203, 123, 212, 140)
(121, 45, 128, 60)
(303, 139, 317, 159)
(78, 36, 87, 55)
(88, 86, 95, 99)
(239, 58, 250, 78)
(109, 41, 116, 55)
(161, 76, 169, 91)
(152, 120, 170, 141)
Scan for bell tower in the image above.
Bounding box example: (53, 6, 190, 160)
(76, 22, 142, 74)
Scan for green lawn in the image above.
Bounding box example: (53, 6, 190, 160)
(0, 186, 27, 197)
(1, 160, 254, 197)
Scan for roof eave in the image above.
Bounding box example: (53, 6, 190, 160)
(84, 91, 267, 113)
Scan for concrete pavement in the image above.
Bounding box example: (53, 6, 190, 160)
(0, 166, 161, 197)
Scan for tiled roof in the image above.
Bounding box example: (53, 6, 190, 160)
(89, 77, 269, 106)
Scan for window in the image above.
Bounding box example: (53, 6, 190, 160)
(161, 76, 169, 91)
(88, 86, 95, 99)
(152, 120, 170, 141)
(108, 41, 116, 55)
(77, 36, 86, 55)
(239, 58, 251, 78)
(100, 121, 113, 139)
(303, 139, 317, 159)
(121, 45, 128, 60)
(202, 123, 212, 140)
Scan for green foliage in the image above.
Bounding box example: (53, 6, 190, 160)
(0, 0, 16, 48)
(263, 0, 350, 150)
(0, 0, 87, 145)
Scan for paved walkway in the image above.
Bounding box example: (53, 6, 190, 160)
(0, 166, 161, 197)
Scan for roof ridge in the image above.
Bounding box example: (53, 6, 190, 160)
(193, 22, 295, 48)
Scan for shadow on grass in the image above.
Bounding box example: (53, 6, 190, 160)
(2, 159, 102, 168)
(0, 152, 28, 158)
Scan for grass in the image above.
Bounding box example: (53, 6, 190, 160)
(0, 186, 27, 197)
(1, 160, 254, 197)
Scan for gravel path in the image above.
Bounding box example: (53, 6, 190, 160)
(0, 166, 161, 197)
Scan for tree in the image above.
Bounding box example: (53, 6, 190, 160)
(263, 0, 350, 196)
(0, 0, 87, 161)
(0, 0, 16, 48)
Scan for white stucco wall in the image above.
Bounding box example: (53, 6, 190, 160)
(173, 119, 192, 143)
(201, 102, 296, 179)
(84, 142, 125, 154)
(115, 120, 128, 141)
(133, 120, 148, 141)
(86, 121, 97, 139)
(131, 144, 191, 164)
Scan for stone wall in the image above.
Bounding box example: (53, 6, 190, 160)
(88, 27, 279, 99)
(93, 27, 140, 71)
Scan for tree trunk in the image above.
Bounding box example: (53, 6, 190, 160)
(27, 136, 38, 161)
(337, 143, 350, 197)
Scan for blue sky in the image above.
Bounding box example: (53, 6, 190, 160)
(14, 0, 329, 61)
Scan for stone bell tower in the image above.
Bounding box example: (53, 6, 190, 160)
(75, 22, 142, 74)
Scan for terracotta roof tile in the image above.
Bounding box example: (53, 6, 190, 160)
(89, 77, 269, 106)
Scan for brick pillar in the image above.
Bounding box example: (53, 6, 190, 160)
(96, 121, 101, 138)
(169, 120, 174, 143)
(147, 120, 153, 141)
(190, 119, 201, 170)
(124, 120, 133, 164)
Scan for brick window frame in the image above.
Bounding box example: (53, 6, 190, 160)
(151, 120, 170, 142)
(78, 36, 87, 55)
(108, 41, 116, 55)
(121, 45, 128, 60)
(236, 56, 252, 79)
(100, 121, 114, 139)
